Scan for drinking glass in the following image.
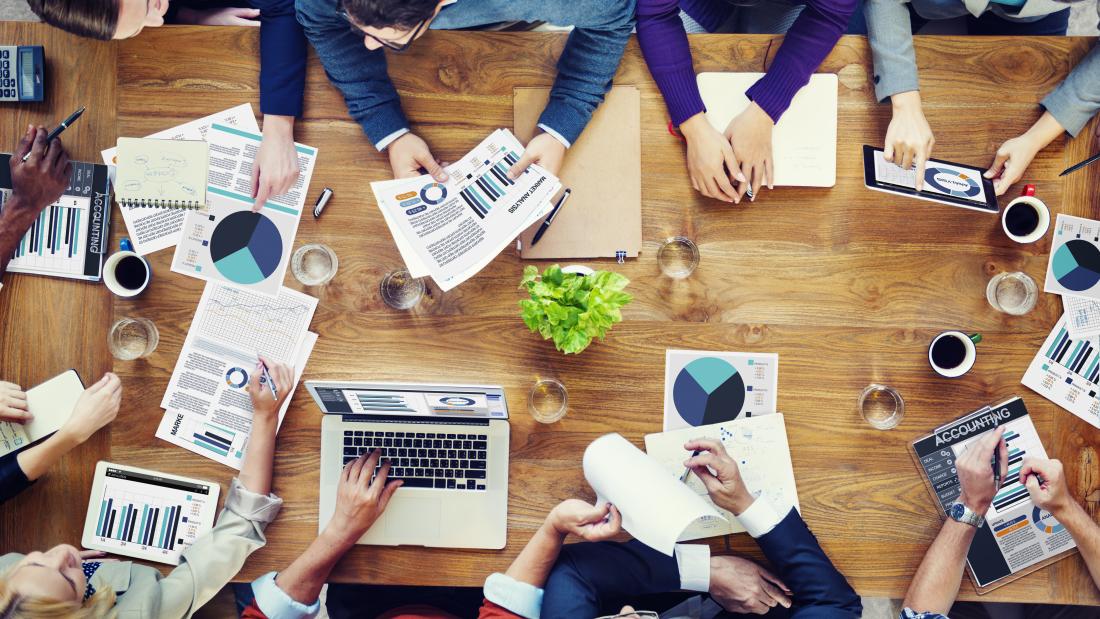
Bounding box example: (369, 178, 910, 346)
(529, 379, 568, 424)
(380, 269, 425, 310)
(292, 243, 339, 286)
(657, 236, 699, 279)
(108, 317, 159, 360)
(986, 272, 1038, 315)
(859, 384, 904, 430)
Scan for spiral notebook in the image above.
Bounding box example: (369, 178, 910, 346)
(114, 138, 208, 209)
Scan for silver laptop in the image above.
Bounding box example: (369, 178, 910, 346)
(307, 381, 508, 549)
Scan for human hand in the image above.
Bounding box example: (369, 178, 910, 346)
(388, 133, 447, 182)
(547, 499, 622, 541)
(1021, 457, 1074, 517)
(8, 125, 71, 222)
(984, 133, 1043, 197)
(885, 91, 935, 191)
(57, 373, 121, 444)
(251, 115, 300, 212)
(682, 438, 754, 515)
(956, 426, 1007, 515)
(508, 132, 566, 179)
(724, 102, 774, 202)
(327, 450, 402, 543)
(247, 357, 293, 424)
(0, 381, 29, 423)
(709, 555, 792, 614)
(680, 113, 744, 204)
(184, 6, 261, 26)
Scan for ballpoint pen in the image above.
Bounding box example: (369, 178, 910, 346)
(23, 106, 85, 162)
(1060, 152, 1100, 177)
(679, 449, 701, 483)
(531, 188, 571, 247)
(259, 360, 278, 400)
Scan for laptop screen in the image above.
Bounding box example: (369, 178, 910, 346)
(310, 383, 507, 420)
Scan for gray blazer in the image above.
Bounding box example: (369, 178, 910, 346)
(0, 478, 282, 618)
(865, 0, 1100, 136)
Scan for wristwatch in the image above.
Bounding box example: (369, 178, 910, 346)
(948, 501, 985, 528)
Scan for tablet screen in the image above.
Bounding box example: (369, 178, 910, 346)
(872, 149, 989, 205)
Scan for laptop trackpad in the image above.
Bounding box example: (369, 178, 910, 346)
(385, 498, 442, 543)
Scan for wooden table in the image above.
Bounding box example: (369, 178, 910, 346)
(1, 22, 1099, 604)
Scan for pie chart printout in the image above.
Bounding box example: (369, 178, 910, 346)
(1052, 239, 1100, 292)
(209, 211, 283, 285)
(673, 357, 747, 426)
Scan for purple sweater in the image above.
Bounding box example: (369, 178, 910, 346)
(637, 0, 855, 126)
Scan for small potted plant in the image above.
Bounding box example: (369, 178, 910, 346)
(518, 264, 633, 354)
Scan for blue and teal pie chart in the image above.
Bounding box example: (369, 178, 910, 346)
(673, 357, 747, 426)
(1052, 239, 1100, 292)
(209, 211, 283, 285)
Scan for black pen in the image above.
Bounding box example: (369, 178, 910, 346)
(992, 445, 1001, 488)
(679, 449, 701, 483)
(22, 106, 85, 163)
(530, 188, 571, 247)
(1060, 152, 1100, 177)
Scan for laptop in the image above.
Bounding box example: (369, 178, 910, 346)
(308, 381, 509, 549)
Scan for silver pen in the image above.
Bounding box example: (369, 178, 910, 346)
(313, 187, 334, 218)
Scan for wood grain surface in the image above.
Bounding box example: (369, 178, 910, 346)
(2, 22, 1099, 603)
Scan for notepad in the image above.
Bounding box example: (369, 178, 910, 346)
(698, 73, 838, 188)
(115, 138, 208, 209)
(0, 369, 84, 457)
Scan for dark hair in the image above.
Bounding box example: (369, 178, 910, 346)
(341, 0, 438, 29)
(27, 0, 119, 40)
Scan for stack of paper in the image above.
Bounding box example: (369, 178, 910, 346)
(371, 129, 561, 291)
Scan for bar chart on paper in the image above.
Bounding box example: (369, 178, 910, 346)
(1022, 314, 1100, 428)
(91, 466, 214, 562)
(454, 148, 521, 219)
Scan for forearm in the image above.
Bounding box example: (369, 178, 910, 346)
(15, 431, 78, 481)
(274, 527, 356, 604)
(263, 115, 296, 141)
(1054, 503, 1100, 588)
(1020, 111, 1067, 152)
(0, 203, 37, 278)
(504, 521, 566, 587)
(238, 417, 277, 496)
(902, 519, 976, 614)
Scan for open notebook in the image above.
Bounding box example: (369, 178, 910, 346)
(0, 370, 84, 457)
(698, 72, 838, 187)
(115, 138, 208, 209)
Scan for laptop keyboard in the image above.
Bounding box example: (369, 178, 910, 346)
(342, 430, 489, 491)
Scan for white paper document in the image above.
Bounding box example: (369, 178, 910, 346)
(663, 349, 779, 431)
(1063, 294, 1100, 339)
(156, 282, 318, 469)
(102, 103, 260, 255)
(371, 129, 560, 291)
(170, 123, 318, 297)
(645, 414, 799, 540)
(1045, 214, 1100, 300)
(1022, 314, 1100, 429)
(583, 433, 724, 556)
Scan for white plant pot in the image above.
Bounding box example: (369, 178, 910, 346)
(561, 265, 594, 276)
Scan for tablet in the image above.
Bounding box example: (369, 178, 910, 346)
(862, 145, 998, 213)
(82, 461, 220, 565)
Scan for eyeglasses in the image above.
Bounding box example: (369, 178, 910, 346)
(339, 10, 427, 52)
(595, 612, 659, 619)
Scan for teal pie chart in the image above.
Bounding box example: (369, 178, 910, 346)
(209, 211, 283, 285)
(1052, 239, 1100, 292)
(673, 357, 747, 426)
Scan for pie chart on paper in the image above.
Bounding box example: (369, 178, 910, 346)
(672, 357, 747, 427)
(1052, 239, 1100, 292)
(209, 211, 283, 285)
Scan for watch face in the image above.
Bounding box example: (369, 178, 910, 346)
(951, 503, 965, 519)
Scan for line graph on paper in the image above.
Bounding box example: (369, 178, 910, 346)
(1064, 294, 1100, 339)
(197, 284, 316, 361)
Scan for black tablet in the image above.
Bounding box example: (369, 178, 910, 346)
(862, 144, 998, 213)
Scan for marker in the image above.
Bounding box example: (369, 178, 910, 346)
(22, 106, 85, 162)
(259, 361, 278, 400)
(313, 187, 334, 218)
(530, 188, 571, 247)
(679, 449, 701, 483)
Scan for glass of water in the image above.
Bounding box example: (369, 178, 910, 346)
(986, 272, 1038, 315)
(529, 379, 568, 424)
(859, 384, 904, 430)
(380, 269, 425, 310)
(108, 317, 159, 360)
(658, 236, 699, 279)
(292, 243, 339, 286)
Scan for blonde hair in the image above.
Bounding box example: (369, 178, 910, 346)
(0, 577, 117, 619)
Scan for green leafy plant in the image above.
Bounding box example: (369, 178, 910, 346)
(518, 264, 633, 354)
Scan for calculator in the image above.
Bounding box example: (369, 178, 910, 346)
(0, 46, 44, 102)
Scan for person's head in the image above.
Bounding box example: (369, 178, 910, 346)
(0, 544, 115, 617)
(338, 0, 446, 51)
(27, 0, 170, 41)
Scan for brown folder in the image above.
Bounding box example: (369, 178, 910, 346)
(513, 86, 642, 260)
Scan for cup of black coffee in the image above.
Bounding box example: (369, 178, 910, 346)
(928, 331, 981, 378)
(103, 238, 151, 297)
(1001, 184, 1049, 244)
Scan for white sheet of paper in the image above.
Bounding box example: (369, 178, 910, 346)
(663, 349, 779, 431)
(698, 73, 837, 188)
(583, 433, 723, 555)
(101, 103, 260, 255)
(1045, 214, 1100, 301)
(1063, 294, 1100, 339)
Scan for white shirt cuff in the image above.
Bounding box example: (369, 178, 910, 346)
(673, 543, 710, 592)
(251, 572, 321, 619)
(483, 572, 543, 619)
(374, 128, 410, 151)
(736, 498, 784, 538)
(536, 123, 572, 149)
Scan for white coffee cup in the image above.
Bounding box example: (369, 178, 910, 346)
(928, 331, 981, 378)
(103, 239, 151, 298)
(1001, 184, 1050, 244)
